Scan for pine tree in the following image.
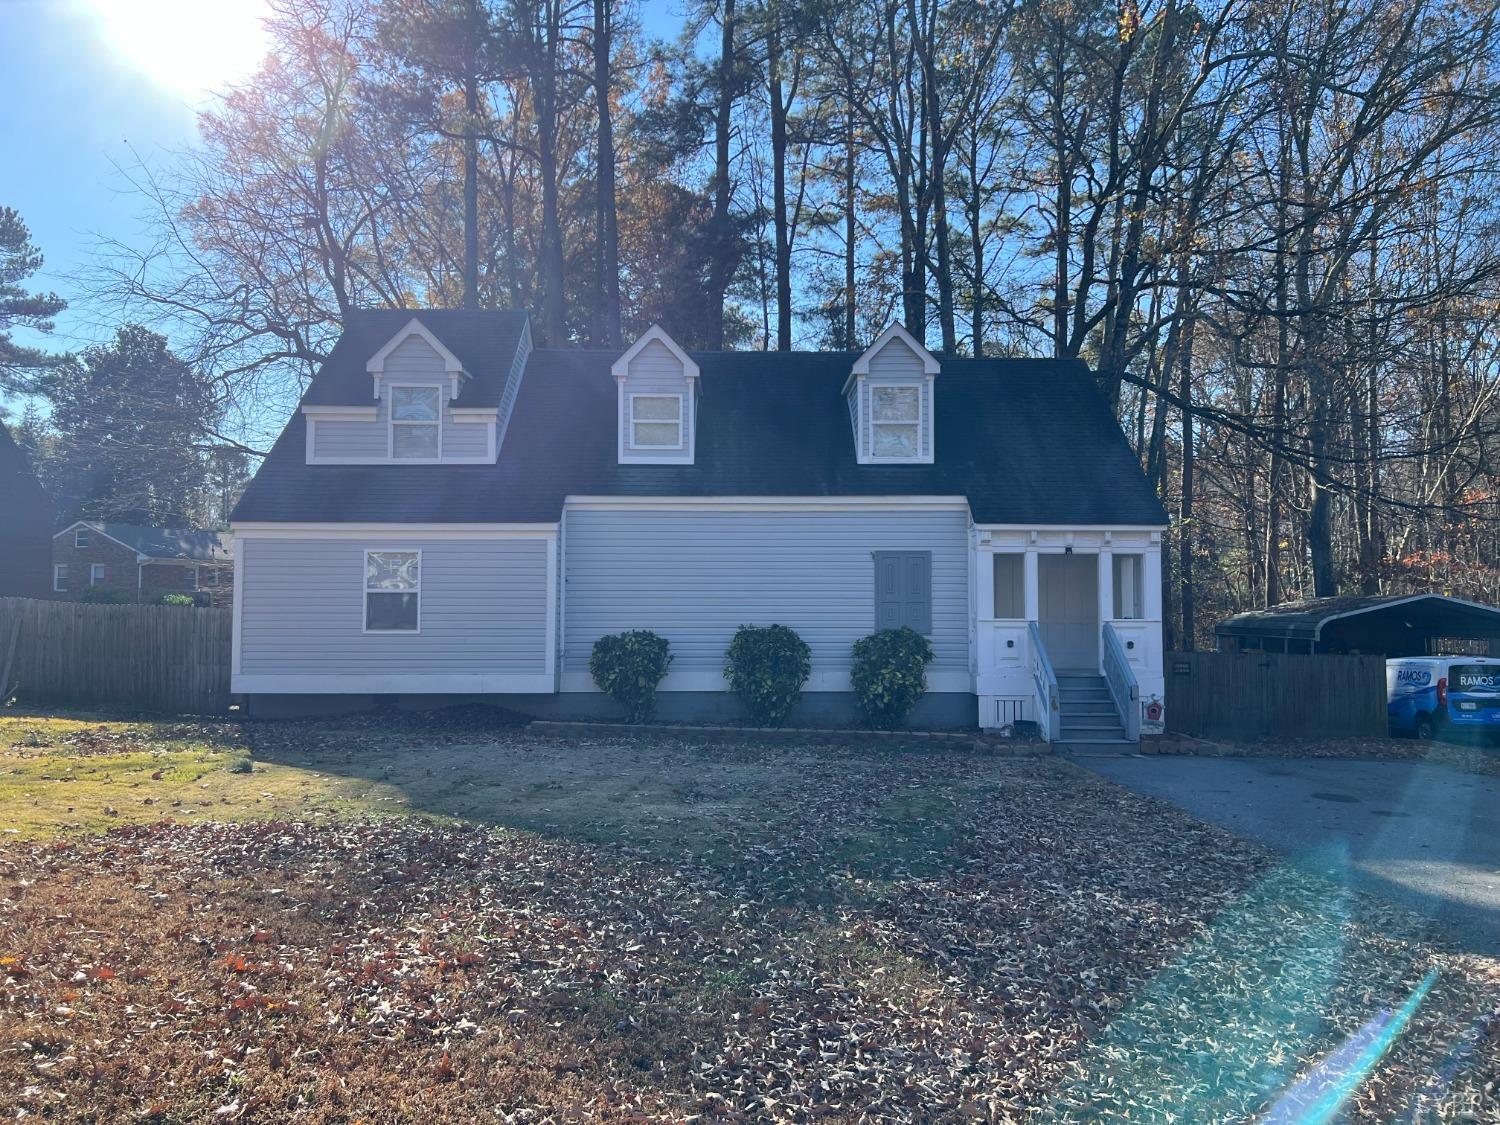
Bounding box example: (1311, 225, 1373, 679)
(0, 207, 68, 394)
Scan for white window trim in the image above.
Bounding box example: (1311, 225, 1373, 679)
(627, 392, 685, 451)
(363, 548, 422, 634)
(387, 384, 444, 463)
(53, 565, 68, 592)
(864, 380, 931, 464)
(74, 528, 91, 548)
(89, 564, 106, 587)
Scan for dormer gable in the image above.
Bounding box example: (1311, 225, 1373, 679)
(844, 323, 939, 464)
(366, 316, 468, 403)
(614, 325, 698, 465)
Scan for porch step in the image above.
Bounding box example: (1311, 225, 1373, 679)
(1055, 672, 1135, 748)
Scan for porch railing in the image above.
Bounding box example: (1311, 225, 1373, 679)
(1102, 621, 1141, 742)
(1028, 620, 1059, 742)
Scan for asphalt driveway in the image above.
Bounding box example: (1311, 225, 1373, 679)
(1084, 755, 1500, 956)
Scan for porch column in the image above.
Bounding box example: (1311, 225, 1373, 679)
(1023, 549, 1039, 621)
(1143, 540, 1163, 621)
(1097, 545, 1114, 626)
(976, 547, 994, 619)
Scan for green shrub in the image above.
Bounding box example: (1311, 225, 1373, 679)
(155, 593, 195, 607)
(724, 624, 811, 727)
(589, 630, 673, 723)
(79, 586, 131, 605)
(850, 626, 934, 730)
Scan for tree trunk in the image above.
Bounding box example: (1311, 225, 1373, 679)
(462, 0, 480, 310)
(843, 106, 857, 349)
(1177, 312, 1197, 650)
(768, 14, 792, 350)
(705, 0, 737, 349)
(592, 0, 621, 345)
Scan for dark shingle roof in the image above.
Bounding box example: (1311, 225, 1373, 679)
(300, 308, 530, 408)
(1218, 594, 1500, 642)
(235, 316, 1167, 526)
(87, 523, 232, 562)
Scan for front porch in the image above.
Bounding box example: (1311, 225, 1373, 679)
(973, 528, 1166, 742)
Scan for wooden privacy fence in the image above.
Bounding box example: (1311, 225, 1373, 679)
(0, 597, 232, 716)
(1165, 650, 1386, 739)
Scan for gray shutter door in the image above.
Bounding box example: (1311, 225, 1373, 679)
(874, 551, 932, 634)
(875, 552, 905, 631)
(904, 552, 932, 634)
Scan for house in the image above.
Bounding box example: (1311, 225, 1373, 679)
(1218, 594, 1500, 657)
(52, 521, 234, 606)
(230, 309, 1168, 741)
(0, 420, 54, 599)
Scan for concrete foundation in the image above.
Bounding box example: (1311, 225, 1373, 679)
(244, 690, 977, 729)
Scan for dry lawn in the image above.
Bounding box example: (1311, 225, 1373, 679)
(1, 710, 1497, 1122)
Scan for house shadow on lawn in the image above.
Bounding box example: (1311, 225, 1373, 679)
(241, 708, 991, 908)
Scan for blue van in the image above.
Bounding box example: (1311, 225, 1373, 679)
(1387, 656, 1500, 740)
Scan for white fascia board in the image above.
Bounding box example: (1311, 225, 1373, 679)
(449, 407, 499, 420)
(845, 322, 941, 393)
(563, 495, 970, 512)
(301, 404, 378, 420)
(972, 523, 1170, 532)
(231, 522, 558, 538)
(365, 317, 465, 376)
(234, 672, 556, 695)
(611, 324, 700, 381)
(52, 521, 142, 555)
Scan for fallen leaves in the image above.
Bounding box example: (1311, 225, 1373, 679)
(0, 730, 1494, 1123)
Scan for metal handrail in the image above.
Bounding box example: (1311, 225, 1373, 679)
(1028, 620, 1059, 742)
(1102, 622, 1141, 742)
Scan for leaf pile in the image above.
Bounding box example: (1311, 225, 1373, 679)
(1, 741, 1496, 1122)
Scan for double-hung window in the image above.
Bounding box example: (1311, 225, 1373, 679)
(365, 550, 420, 632)
(74, 527, 91, 548)
(53, 565, 68, 593)
(390, 386, 442, 460)
(90, 564, 106, 587)
(629, 394, 683, 449)
(870, 384, 922, 459)
(1112, 554, 1144, 620)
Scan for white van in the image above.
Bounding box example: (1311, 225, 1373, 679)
(1387, 655, 1500, 740)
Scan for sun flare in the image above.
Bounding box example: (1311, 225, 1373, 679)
(82, 0, 272, 100)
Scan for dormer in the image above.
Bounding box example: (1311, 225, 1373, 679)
(614, 325, 699, 465)
(366, 317, 469, 403)
(843, 323, 939, 464)
(302, 313, 525, 466)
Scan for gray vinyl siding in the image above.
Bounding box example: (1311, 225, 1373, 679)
(563, 507, 969, 680)
(619, 339, 694, 461)
(239, 537, 549, 675)
(311, 334, 493, 461)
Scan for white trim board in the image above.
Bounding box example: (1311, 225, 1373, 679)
(232, 523, 558, 537)
(233, 673, 556, 695)
(611, 324, 700, 382)
(563, 495, 970, 512)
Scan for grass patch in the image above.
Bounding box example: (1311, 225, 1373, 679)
(1, 710, 1496, 1120)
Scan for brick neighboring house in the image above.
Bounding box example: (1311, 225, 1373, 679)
(51, 521, 234, 607)
(0, 421, 54, 599)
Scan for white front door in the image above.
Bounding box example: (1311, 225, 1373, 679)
(1038, 553, 1098, 671)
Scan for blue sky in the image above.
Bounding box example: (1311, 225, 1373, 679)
(3, 1, 273, 357)
(3, 0, 685, 369)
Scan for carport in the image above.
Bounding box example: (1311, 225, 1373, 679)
(1216, 594, 1500, 657)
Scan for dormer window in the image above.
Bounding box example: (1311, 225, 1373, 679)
(629, 393, 684, 449)
(390, 386, 442, 459)
(871, 385, 922, 458)
(614, 325, 699, 465)
(845, 323, 940, 465)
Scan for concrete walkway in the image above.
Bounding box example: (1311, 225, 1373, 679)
(1083, 755, 1500, 956)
